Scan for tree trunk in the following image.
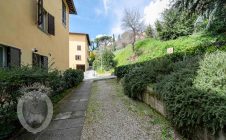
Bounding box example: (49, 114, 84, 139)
(132, 30, 136, 52)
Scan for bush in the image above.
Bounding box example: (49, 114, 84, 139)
(118, 51, 226, 139)
(93, 49, 117, 71)
(155, 54, 226, 138)
(122, 56, 173, 98)
(63, 69, 84, 88)
(194, 51, 226, 96)
(0, 67, 84, 139)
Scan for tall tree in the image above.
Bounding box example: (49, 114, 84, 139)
(97, 35, 113, 48)
(172, 0, 226, 33)
(112, 34, 116, 51)
(121, 9, 144, 52)
(145, 25, 154, 38)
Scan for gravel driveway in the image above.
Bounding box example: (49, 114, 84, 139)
(81, 79, 173, 140)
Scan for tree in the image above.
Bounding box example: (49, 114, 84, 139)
(145, 25, 154, 38)
(96, 35, 112, 48)
(155, 8, 196, 40)
(94, 38, 100, 49)
(112, 34, 116, 51)
(93, 49, 116, 71)
(172, 0, 226, 33)
(121, 9, 144, 52)
(89, 41, 96, 51)
(155, 20, 163, 39)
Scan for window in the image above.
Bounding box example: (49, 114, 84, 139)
(32, 53, 48, 69)
(37, 0, 55, 35)
(0, 45, 21, 68)
(75, 55, 81, 61)
(62, 0, 66, 25)
(38, 10, 48, 32)
(77, 45, 81, 51)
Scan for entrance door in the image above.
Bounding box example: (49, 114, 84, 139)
(76, 65, 85, 72)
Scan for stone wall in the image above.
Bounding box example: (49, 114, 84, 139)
(138, 85, 226, 140)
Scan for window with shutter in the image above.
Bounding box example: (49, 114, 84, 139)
(48, 13, 55, 35)
(8, 47, 21, 67)
(62, 0, 67, 25)
(38, 0, 43, 25)
(0, 45, 8, 68)
(75, 55, 81, 61)
(32, 53, 48, 69)
(0, 45, 21, 68)
(77, 45, 81, 51)
(42, 56, 48, 69)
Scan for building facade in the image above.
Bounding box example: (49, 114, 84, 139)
(0, 0, 76, 70)
(69, 33, 90, 71)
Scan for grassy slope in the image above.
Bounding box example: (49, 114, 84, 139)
(115, 33, 222, 66)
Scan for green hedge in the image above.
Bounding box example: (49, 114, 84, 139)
(63, 68, 84, 88)
(116, 43, 226, 139)
(155, 53, 226, 138)
(0, 67, 84, 139)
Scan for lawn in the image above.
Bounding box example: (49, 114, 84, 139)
(114, 33, 224, 66)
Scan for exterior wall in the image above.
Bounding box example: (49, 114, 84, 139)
(69, 34, 89, 71)
(0, 0, 70, 71)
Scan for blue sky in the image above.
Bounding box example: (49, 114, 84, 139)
(69, 0, 170, 40)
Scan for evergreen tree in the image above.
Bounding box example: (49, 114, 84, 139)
(145, 25, 154, 38)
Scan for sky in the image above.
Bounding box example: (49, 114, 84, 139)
(69, 0, 170, 40)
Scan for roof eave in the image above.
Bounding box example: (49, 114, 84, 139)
(66, 0, 77, 15)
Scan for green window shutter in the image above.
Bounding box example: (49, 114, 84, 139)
(48, 13, 55, 35)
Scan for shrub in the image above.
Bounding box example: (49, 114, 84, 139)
(122, 57, 173, 98)
(0, 67, 84, 139)
(155, 55, 226, 138)
(118, 50, 226, 139)
(94, 49, 117, 71)
(63, 69, 84, 88)
(194, 51, 226, 96)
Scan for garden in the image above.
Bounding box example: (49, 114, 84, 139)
(0, 67, 84, 139)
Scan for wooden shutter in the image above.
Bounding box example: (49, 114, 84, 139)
(48, 14, 55, 35)
(38, 0, 43, 25)
(7, 47, 21, 67)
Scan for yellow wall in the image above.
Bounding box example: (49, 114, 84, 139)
(0, 0, 71, 71)
(69, 34, 89, 71)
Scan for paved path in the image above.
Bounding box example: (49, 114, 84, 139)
(81, 79, 164, 140)
(17, 80, 93, 140)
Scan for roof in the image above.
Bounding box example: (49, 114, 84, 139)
(69, 32, 91, 46)
(66, 0, 77, 14)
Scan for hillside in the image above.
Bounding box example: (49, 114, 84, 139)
(114, 33, 226, 66)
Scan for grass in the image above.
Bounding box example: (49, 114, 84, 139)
(114, 80, 175, 140)
(115, 33, 224, 66)
(85, 82, 102, 124)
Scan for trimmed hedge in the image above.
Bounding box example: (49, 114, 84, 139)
(63, 68, 84, 88)
(0, 67, 84, 139)
(116, 43, 226, 139)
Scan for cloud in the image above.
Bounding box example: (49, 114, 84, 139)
(144, 0, 170, 26)
(103, 0, 111, 15)
(95, 8, 103, 16)
(96, 34, 107, 38)
(111, 23, 123, 36)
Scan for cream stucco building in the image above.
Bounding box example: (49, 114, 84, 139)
(0, 0, 76, 70)
(69, 33, 90, 71)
